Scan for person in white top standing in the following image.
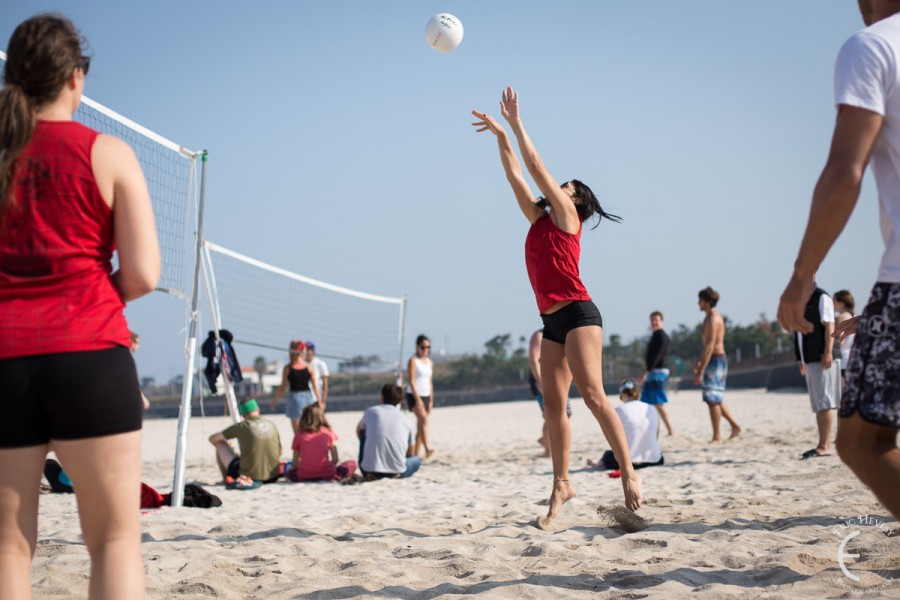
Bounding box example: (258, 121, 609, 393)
(777, 0, 900, 520)
(305, 341, 329, 411)
(832, 290, 856, 389)
(406, 334, 435, 459)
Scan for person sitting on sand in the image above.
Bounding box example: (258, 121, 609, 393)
(588, 379, 664, 471)
(357, 383, 421, 480)
(287, 404, 356, 482)
(209, 398, 282, 489)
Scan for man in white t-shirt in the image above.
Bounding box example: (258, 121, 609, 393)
(356, 383, 420, 479)
(777, 0, 900, 519)
(793, 286, 840, 460)
(305, 341, 329, 411)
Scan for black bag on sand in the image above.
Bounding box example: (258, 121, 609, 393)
(161, 483, 222, 508)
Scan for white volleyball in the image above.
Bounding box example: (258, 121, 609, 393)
(424, 13, 464, 53)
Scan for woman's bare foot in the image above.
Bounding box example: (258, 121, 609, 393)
(728, 426, 742, 439)
(621, 472, 642, 512)
(537, 478, 575, 529)
(425, 448, 436, 460)
(708, 437, 722, 444)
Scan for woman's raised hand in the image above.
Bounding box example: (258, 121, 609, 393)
(471, 110, 504, 136)
(500, 86, 519, 123)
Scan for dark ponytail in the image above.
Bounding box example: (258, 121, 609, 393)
(0, 84, 35, 217)
(0, 14, 86, 218)
(536, 178, 621, 229)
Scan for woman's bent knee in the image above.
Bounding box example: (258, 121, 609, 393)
(582, 392, 610, 412)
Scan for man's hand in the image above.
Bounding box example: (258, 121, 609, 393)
(834, 315, 861, 343)
(778, 272, 815, 334)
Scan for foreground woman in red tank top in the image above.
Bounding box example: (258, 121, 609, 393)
(472, 88, 642, 529)
(0, 15, 159, 598)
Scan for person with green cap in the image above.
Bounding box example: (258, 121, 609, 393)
(209, 398, 283, 489)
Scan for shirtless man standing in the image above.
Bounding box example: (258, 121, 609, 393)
(693, 287, 741, 443)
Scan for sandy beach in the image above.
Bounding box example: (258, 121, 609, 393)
(32, 389, 898, 599)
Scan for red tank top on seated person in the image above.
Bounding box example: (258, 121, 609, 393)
(525, 214, 591, 314)
(0, 120, 132, 359)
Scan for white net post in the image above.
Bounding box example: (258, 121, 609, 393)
(171, 151, 208, 508)
(396, 296, 408, 386)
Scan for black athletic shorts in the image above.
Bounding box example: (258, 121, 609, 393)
(0, 346, 143, 448)
(840, 283, 900, 428)
(406, 393, 431, 413)
(540, 300, 603, 344)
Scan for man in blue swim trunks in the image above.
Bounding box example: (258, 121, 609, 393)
(694, 287, 742, 443)
(639, 311, 674, 436)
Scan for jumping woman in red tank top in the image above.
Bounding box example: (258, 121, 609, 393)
(0, 15, 159, 597)
(472, 88, 642, 528)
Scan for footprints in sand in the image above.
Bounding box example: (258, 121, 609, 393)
(173, 581, 217, 596)
(596, 505, 653, 533)
(534, 504, 653, 533)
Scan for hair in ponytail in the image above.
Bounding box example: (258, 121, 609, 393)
(0, 14, 87, 218)
(536, 178, 622, 229)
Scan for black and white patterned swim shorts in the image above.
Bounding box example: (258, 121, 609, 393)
(840, 282, 900, 428)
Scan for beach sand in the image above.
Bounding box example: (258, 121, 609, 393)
(32, 389, 899, 598)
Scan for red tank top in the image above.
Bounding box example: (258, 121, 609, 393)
(0, 120, 131, 359)
(525, 214, 591, 314)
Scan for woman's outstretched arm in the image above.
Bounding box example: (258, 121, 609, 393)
(471, 109, 543, 223)
(500, 88, 579, 229)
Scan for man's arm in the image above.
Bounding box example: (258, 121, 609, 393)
(778, 106, 883, 332)
(209, 432, 227, 445)
(823, 321, 835, 370)
(694, 322, 716, 383)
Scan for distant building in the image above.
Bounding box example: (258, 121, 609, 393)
(238, 360, 285, 395)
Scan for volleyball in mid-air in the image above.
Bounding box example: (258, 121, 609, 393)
(425, 13, 464, 53)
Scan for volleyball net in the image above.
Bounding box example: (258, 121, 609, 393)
(202, 240, 407, 372)
(0, 51, 199, 297)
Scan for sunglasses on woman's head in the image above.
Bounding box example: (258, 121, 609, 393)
(76, 56, 90, 75)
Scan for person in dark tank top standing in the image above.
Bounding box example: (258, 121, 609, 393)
(472, 87, 642, 530)
(0, 14, 160, 598)
(271, 340, 321, 433)
(639, 311, 674, 436)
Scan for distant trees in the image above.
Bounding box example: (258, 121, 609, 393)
(433, 334, 529, 390)
(253, 356, 267, 388)
(326, 313, 794, 396)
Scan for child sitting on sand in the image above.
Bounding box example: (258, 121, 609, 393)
(287, 404, 357, 482)
(587, 379, 664, 471)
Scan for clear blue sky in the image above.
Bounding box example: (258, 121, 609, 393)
(1, 2, 882, 382)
